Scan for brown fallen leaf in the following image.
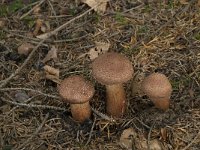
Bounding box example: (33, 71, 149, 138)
(33, 19, 43, 36)
(198, 0, 200, 6)
(42, 46, 58, 63)
(81, 0, 108, 13)
(120, 128, 167, 150)
(40, 21, 50, 33)
(179, 0, 189, 4)
(33, 5, 41, 15)
(119, 128, 137, 150)
(18, 42, 34, 55)
(136, 138, 164, 150)
(43, 65, 61, 84)
(36, 32, 50, 39)
(0, 19, 6, 28)
(78, 41, 110, 60)
(160, 128, 168, 142)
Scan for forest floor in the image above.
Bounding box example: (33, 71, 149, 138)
(0, 0, 200, 149)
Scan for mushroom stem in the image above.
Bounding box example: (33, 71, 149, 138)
(106, 84, 126, 118)
(150, 97, 170, 111)
(70, 102, 91, 123)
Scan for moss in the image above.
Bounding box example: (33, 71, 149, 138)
(92, 13, 101, 24)
(22, 16, 35, 28)
(171, 76, 192, 90)
(194, 33, 200, 40)
(167, 0, 175, 9)
(114, 12, 128, 25)
(0, 30, 6, 40)
(0, 0, 24, 17)
(138, 26, 149, 34)
(143, 5, 152, 13)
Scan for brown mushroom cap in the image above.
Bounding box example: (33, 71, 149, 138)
(92, 52, 133, 85)
(58, 75, 94, 104)
(141, 73, 172, 98)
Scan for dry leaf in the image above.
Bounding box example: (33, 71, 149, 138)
(78, 41, 110, 60)
(179, 0, 189, 4)
(120, 128, 137, 150)
(33, 5, 41, 15)
(87, 48, 99, 60)
(41, 21, 50, 33)
(136, 139, 164, 150)
(88, 41, 110, 60)
(95, 41, 110, 51)
(188, 89, 195, 98)
(120, 128, 166, 150)
(36, 32, 50, 39)
(33, 19, 43, 36)
(43, 65, 61, 84)
(160, 128, 167, 142)
(198, 0, 200, 6)
(0, 19, 6, 28)
(81, 0, 108, 13)
(42, 46, 58, 63)
(169, 44, 186, 50)
(18, 42, 34, 55)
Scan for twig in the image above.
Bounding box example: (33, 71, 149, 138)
(147, 121, 156, 150)
(16, 113, 49, 150)
(91, 107, 115, 122)
(0, 87, 60, 99)
(4, 95, 38, 116)
(0, 5, 98, 88)
(182, 130, 200, 150)
(135, 117, 150, 129)
(20, 0, 46, 20)
(1, 97, 66, 111)
(85, 117, 97, 146)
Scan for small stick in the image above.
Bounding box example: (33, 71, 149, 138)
(135, 117, 150, 129)
(20, 0, 46, 20)
(91, 107, 115, 122)
(16, 113, 49, 150)
(147, 121, 156, 150)
(85, 117, 97, 146)
(0, 87, 60, 99)
(1, 97, 66, 111)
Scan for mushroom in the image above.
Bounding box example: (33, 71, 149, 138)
(92, 52, 133, 118)
(141, 73, 172, 111)
(58, 75, 94, 123)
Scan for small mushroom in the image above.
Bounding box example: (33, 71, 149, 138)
(141, 73, 172, 111)
(92, 52, 133, 118)
(58, 75, 94, 123)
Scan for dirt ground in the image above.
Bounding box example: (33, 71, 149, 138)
(0, 0, 200, 150)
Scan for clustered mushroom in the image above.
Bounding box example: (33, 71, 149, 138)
(91, 52, 133, 118)
(58, 75, 94, 123)
(141, 73, 172, 111)
(58, 52, 173, 123)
